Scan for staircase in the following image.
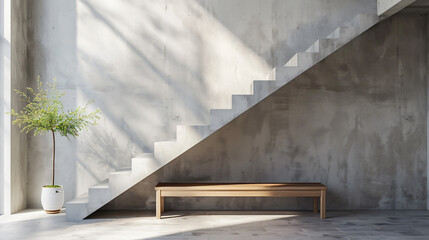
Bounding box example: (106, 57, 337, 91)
(66, 13, 379, 221)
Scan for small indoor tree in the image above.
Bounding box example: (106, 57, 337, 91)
(9, 76, 101, 213)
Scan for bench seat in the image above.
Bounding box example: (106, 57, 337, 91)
(155, 183, 327, 219)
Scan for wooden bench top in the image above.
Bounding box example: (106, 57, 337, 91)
(155, 183, 327, 191)
(155, 182, 327, 219)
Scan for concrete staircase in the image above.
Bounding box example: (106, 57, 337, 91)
(66, 14, 379, 221)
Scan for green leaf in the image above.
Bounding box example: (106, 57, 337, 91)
(7, 76, 102, 138)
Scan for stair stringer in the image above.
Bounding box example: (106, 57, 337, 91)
(66, 13, 380, 221)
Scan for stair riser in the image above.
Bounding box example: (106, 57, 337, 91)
(65, 202, 89, 221)
(286, 53, 322, 67)
(176, 126, 211, 145)
(209, 110, 235, 131)
(307, 39, 341, 54)
(66, 13, 381, 221)
(154, 142, 185, 164)
(88, 188, 110, 212)
(252, 81, 279, 99)
(108, 172, 135, 197)
(353, 14, 379, 30)
(275, 66, 303, 82)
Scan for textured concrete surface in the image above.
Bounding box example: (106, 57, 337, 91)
(103, 13, 427, 211)
(10, 0, 27, 214)
(427, 9, 429, 212)
(0, 0, 10, 215)
(1, 210, 429, 239)
(26, 0, 377, 208)
(0, 0, 27, 215)
(64, 13, 383, 221)
(377, 0, 415, 16)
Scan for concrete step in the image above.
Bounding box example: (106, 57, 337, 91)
(306, 38, 341, 55)
(275, 66, 303, 83)
(231, 94, 253, 114)
(231, 94, 253, 111)
(252, 80, 278, 99)
(176, 125, 211, 146)
(66, 13, 381, 222)
(327, 26, 360, 40)
(209, 109, 235, 131)
(154, 140, 183, 163)
(266, 67, 276, 80)
(108, 169, 135, 197)
(306, 38, 337, 53)
(285, 52, 322, 67)
(65, 193, 89, 221)
(131, 153, 161, 177)
(352, 14, 379, 30)
(88, 179, 110, 212)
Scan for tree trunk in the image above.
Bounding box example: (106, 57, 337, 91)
(51, 130, 55, 186)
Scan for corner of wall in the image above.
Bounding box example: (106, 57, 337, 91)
(9, 0, 27, 214)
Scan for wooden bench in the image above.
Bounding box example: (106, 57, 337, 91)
(155, 183, 327, 219)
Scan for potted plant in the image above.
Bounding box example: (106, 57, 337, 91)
(9, 77, 101, 213)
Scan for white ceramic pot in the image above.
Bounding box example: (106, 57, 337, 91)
(41, 186, 64, 214)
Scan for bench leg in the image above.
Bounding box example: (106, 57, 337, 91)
(320, 190, 326, 219)
(156, 190, 161, 219)
(313, 197, 318, 213)
(161, 196, 165, 213)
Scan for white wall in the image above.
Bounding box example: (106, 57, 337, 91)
(26, 0, 377, 207)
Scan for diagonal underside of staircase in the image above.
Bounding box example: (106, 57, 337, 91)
(66, 13, 380, 221)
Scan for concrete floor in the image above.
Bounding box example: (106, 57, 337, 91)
(0, 210, 428, 240)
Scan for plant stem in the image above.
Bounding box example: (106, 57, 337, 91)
(51, 129, 55, 186)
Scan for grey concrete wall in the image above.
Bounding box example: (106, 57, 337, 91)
(10, 0, 27, 213)
(26, 0, 376, 208)
(104, 13, 427, 211)
(0, 0, 27, 214)
(0, 0, 9, 215)
(427, 12, 429, 211)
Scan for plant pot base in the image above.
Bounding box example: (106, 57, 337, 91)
(45, 209, 61, 214)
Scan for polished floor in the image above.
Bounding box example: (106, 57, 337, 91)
(0, 210, 428, 239)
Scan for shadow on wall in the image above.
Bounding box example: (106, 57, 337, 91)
(74, 0, 274, 196)
(28, 0, 273, 206)
(194, 0, 376, 67)
(28, 0, 377, 208)
(102, 14, 427, 211)
(26, 0, 78, 207)
(72, 0, 372, 190)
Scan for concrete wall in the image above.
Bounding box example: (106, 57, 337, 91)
(0, 0, 10, 215)
(10, 0, 27, 213)
(377, 0, 416, 16)
(26, 0, 376, 208)
(427, 11, 429, 211)
(104, 13, 428, 211)
(0, 0, 27, 214)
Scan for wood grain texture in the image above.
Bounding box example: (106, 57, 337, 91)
(155, 183, 327, 191)
(155, 183, 327, 219)
(156, 190, 161, 219)
(320, 189, 326, 219)
(161, 190, 321, 197)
